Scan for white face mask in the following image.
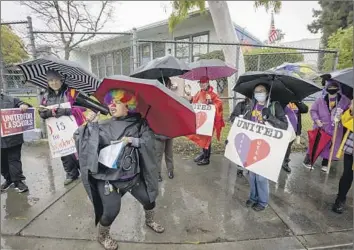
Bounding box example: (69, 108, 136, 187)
(254, 93, 267, 103)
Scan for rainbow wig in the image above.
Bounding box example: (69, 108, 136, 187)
(103, 89, 138, 113)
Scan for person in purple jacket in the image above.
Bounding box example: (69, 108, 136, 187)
(303, 80, 351, 172)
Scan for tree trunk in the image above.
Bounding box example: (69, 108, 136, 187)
(207, 1, 245, 109)
(64, 46, 70, 60)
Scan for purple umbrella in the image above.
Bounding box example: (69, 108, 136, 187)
(180, 59, 237, 80)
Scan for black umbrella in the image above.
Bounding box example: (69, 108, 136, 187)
(320, 68, 353, 99)
(17, 56, 100, 94)
(233, 70, 322, 103)
(130, 55, 190, 79)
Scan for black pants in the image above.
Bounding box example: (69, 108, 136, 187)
(97, 179, 155, 227)
(283, 140, 294, 164)
(61, 153, 80, 179)
(337, 153, 353, 203)
(1, 144, 26, 182)
(202, 143, 212, 160)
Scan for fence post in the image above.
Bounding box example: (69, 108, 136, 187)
(257, 54, 261, 71)
(232, 45, 241, 109)
(132, 28, 138, 71)
(27, 16, 47, 138)
(333, 51, 339, 70)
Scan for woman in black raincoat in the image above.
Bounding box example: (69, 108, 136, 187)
(74, 89, 164, 250)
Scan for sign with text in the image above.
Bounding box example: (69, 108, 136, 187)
(0, 108, 36, 137)
(193, 103, 216, 136)
(46, 102, 78, 158)
(225, 117, 291, 183)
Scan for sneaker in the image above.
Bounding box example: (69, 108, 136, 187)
(64, 178, 77, 186)
(14, 181, 29, 193)
(252, 203, 266, 212)
(158, 173, 163, 182)
(282, 163, 291, 173)
(246, 200, 255, 207)
(302, 163, 312, 169)
(168, 171, 174, 179)
(332, 200, 344, 214)
(1, 180, 14, 192)
(321, 166, 328, 172)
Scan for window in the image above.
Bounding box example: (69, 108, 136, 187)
(175, 32, 209, 62)
(113, 51, 122, 75)
(192, 34, 208, 62)
(105, 53, 113, 77)
(98, 54, 105, 79)
(153, 42, 165, 59)
(90, 55, 99, 77)
(140, 44, 151, 65)
(175, 37, 190, 63)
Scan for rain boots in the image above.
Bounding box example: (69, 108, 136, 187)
(97, 224, 119, 250)
(145, 209, 165, 233)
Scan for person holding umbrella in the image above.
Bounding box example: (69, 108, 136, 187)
(38, 69, 86, 185)
(155, 76, 175, 181)
(229, 83, 288, 211)
(74, 89, 165, 250)
(186, 76, 225, 166)
(281, 101, 308, 173)
(1, 91, 31, 193)
(302, 80, 351, 172)
(332, 99, 353, 214)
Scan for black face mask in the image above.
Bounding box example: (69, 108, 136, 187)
(327, 88, 339, 95)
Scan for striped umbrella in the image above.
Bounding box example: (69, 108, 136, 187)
(17, 56, 100, 94)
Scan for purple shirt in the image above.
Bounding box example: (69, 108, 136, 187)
(251, 104, 264, 123)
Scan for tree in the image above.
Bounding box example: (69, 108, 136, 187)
(1, 25, 28, 64)
(168, 1, 281, 107)
(21, 1, 114, 59)
(323, 26, 353, 71)
(308, 0, 353, 47)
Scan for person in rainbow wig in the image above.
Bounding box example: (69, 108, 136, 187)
(74, 88, 164, 250)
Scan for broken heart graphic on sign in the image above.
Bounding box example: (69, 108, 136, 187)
(234, 133, 270, 167)
(196, 111, 207, 129)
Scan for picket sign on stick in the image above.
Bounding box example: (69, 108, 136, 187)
(193, 103, 216, 136)
(225, 117, 291, 183)
(46, 102, 78, 158)
(0, 108, 36, 137)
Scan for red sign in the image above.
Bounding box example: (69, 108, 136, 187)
(0, 108, 36, 137)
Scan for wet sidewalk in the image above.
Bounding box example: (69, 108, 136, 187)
(1, 143, 353, 250)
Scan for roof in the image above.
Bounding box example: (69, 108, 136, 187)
(80, 9, 262, 48)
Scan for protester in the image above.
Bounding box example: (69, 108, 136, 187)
(1, 91, 30, 193)
(281, 102, 308, 173)
(332, 100, 353, 214)
(155, 76, 175, 181)
(228, 83, 288, 211)
(74, 89, 164, 250)
(303, 80, 350, 172)
(186, 76, 225, 166)
(38, 69, 86, 185)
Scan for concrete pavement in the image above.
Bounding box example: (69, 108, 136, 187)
(1, 143, 353, 250)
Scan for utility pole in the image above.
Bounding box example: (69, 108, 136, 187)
(27, 16, 47, 138)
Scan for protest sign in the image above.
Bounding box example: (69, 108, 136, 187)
(46, 102, 78, 158)
(1, 108, 36, 137)
(193, 103, 216, 136)
(224, 117, 291, 183)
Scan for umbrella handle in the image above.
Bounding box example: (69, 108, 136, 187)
(327, 121, 339, 174)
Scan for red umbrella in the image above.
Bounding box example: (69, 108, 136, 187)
(307, 128, 332, 168)
(95, 75, 196, 138)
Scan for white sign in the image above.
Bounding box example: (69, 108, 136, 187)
(193, 103, 216, 136)
(225, 117, 291, 183)
(46, 102, 78, 158)
(98, 141, 126, 168)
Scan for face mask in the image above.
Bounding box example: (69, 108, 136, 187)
(254, 93, 267, 103)
(327, 88, 338, 95)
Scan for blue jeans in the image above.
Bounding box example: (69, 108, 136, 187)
(249, 172, 269, 207)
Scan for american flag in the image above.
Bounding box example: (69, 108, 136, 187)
(268, 12, 278, 44)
